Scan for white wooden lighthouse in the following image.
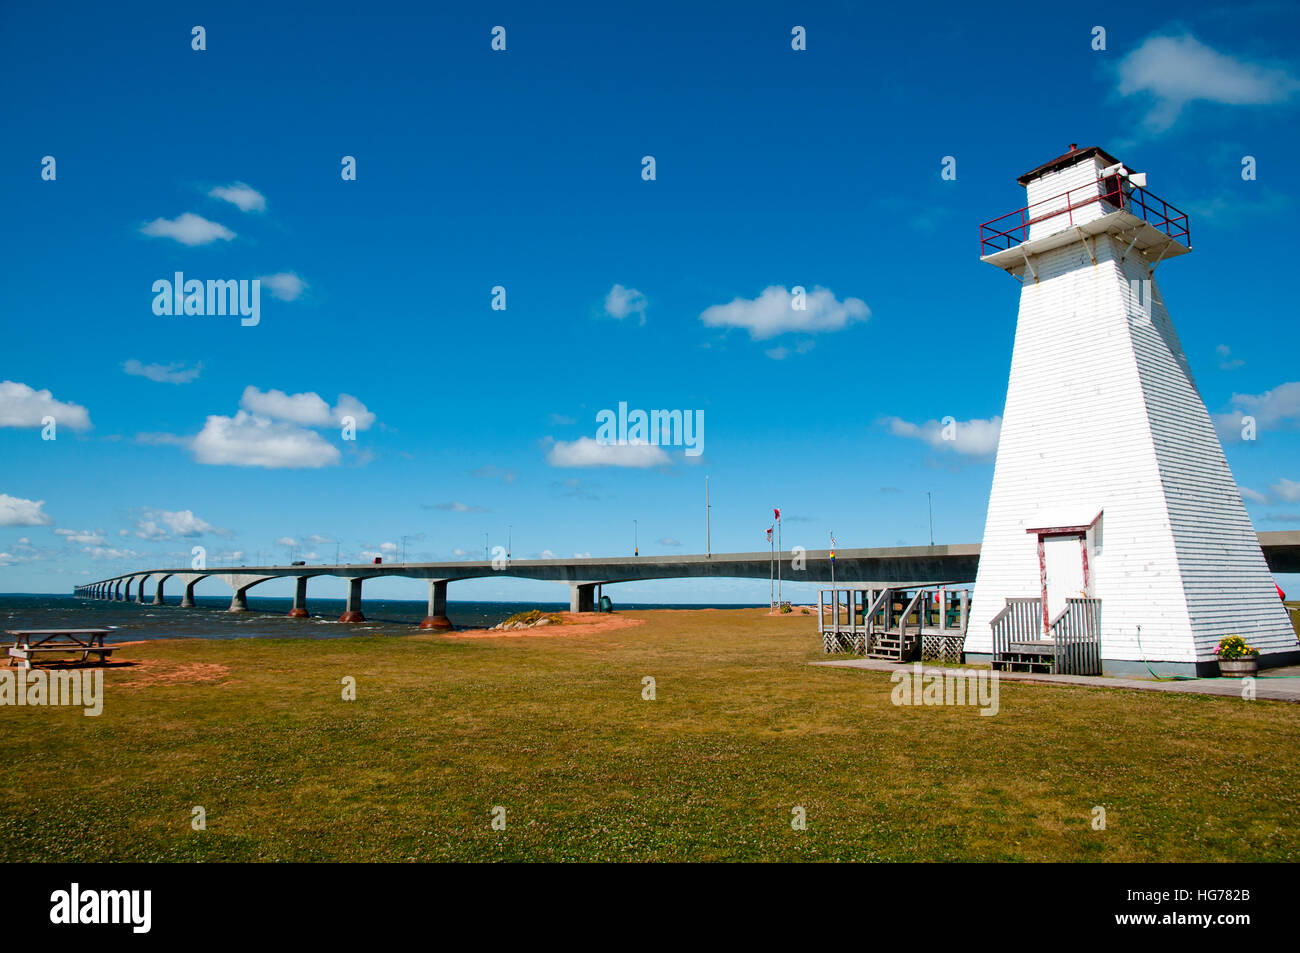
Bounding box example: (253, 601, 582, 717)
(966, 145, 1296, 676)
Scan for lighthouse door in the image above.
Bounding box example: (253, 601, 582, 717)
(1043, 535, 1086, 623)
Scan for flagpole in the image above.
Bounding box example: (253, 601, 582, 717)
(830, 531, 835, 591)
(769, 527, 774, 609)
(706, 476, 711, 558)
(776, 510, 782, 607)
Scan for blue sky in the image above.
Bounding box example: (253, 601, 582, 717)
(3, 0, 1300, 603)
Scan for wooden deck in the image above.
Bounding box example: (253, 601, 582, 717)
(818, 587, 968, 662)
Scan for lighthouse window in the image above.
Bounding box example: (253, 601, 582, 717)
(1101, 174, 1124, 210)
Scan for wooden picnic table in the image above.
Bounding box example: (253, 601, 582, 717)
(5, 629, 115, 669)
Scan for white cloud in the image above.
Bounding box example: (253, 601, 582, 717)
(135, 432, 191, 447)
(433, 501, 489, 513)
(1273, 478, 1300, 503)
(657, 537, 682, 547)
(700, 285, 869, 340)
(123, 359, 203, 384)
(604, 284, 647, 323)
(132, 508, 223, 539)
(546, 436, 671, 468)
(0, 381, 92, 430)
(192, 411, 341, 468)
(0, 494, 52, 526)
(473, 465, 518, 483)
(239, 386, 332, 426)
(883, 416, 1002, 458)
(1215, 381, 1300, 442)
(275, 536, 298, 547)
(82, 546, 141, 561)
(1118, 34, 1300, 132)
(140, 212, 235, 246)
(333, 393, 376, 430)
(55, 528, 107, 546)
(1240, 486, 1268, 504)
(1215, 344, 1244, 372)
(208, 182, 266, 213)
(238, 386, 375, 431)
(260, 272, 307, 301)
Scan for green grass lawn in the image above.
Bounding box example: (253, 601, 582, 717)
(1, 608, 1296, 862)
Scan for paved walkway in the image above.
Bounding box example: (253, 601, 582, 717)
(813, 659, 1300, 703)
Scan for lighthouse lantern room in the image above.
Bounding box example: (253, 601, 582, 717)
(965, 145, 1297, 677)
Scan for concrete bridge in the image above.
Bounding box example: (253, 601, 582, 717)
(74, 532, 1300, 629)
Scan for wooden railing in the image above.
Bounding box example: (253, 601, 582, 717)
(990, 598, 1043, 663)
(1049, 598, 1102, 675)
(897, 589, 927, 646)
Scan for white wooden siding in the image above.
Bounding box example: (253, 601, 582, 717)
(968, 182, 1294, 663)
(1025, 155, 1109, 241)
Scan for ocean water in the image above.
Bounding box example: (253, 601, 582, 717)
(0, 594, 764, 642)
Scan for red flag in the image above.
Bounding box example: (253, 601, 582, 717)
(766, 527, 773, 540)
(774, 507, 781, 521)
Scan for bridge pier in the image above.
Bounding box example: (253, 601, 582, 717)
(136, 576, 150, 604)
(228, 588, 249, 612)
(340, 577, 365, 623)
(153, 576, 167, 605)
(181, 579, 198, 608)
(570, 582, 597, 613)
(289, 576, 310, 618)
(419, 579, 452, 630)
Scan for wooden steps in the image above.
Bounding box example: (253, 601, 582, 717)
(864, 628, 920, 662)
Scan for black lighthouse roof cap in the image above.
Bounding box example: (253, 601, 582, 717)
(1017, 145, 1122, 185)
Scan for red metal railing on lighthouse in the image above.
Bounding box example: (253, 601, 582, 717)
(979, 177, 1190, 256)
